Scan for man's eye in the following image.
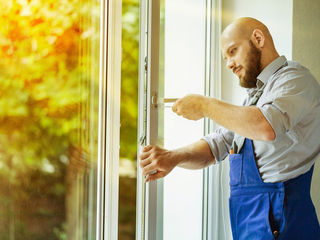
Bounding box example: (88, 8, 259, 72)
(230, 48, 237, 54)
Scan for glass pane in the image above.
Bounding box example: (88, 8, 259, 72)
(161, 0, 206, 239)
(0, 0, 100, 239)
(163, 109, 204, 240)
(118, 0, 139, 239)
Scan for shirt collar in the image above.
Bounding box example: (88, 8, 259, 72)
(247, 55, 287, 95)
(257, 55, 287, 84)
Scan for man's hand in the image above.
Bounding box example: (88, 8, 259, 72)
(172, 94, 207, 120)
(139, 145, 180, 182)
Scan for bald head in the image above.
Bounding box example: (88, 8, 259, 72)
(220, 17, 280, 88)
(221, 18, 279, 79)
(222, 17, 274, 46)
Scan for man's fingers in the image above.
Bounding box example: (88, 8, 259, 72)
(172, 104, 177, 113)
(172, 105, 182, 115)
(142, 145, 153, 152)
(142, 162, 157, 176)
(138, 144, 172, 182)
(139, 158, 151, 168)
(139, 151, 150, 161)
(145, 171, 166, 182)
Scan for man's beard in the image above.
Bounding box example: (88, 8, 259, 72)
(239, 40, 261, 88)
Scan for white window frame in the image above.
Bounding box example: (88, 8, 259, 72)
(202, 0, 222, 239)
(96, 0, 122, 239)
(136, 0, 234, 240)
(136, 0, 164, 240)
(203, 0, 232, 239)
(94, 1, 295, 240)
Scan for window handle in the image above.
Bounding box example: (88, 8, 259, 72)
(162, 98, 179, 103)
(151, 93, 178, 109)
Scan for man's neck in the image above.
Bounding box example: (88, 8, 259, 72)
(260, 52, 280, 70)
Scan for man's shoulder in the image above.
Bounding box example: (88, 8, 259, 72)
(284, 60, 308, 73)
(279, 60, 305, 74)
(264, 60, 320, 99)
(271, 60, 317, 85)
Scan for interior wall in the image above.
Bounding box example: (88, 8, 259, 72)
(292, 0, 320, 217)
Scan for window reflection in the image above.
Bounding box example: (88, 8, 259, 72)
(119, 0, 139, 239)
(0, 0, 100, 239)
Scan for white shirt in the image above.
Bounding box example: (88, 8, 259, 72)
(203, 56, 320, 182)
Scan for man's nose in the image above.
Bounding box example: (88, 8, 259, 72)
(226, 58, 235, 70)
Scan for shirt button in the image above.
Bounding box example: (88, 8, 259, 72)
(273, 230, 279, 238)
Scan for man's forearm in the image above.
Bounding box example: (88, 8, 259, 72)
(176, 140, 215, 169)
(202, 97, 275, 141)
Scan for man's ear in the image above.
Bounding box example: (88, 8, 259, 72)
(251, 29, 265, 48)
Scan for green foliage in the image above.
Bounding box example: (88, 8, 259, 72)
(0, 0, 100, 239)
(0, 0, 100, 172)
(120, 0, 139, 160)
(118, 177, 137, 240)
(0, 0, 139, 238)
(118, 1, 139, 239)
(53, 223, 67, 240)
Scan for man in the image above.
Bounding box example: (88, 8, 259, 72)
(139, 17, 320, 239)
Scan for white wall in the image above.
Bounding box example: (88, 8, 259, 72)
(292, 0, 320, 218)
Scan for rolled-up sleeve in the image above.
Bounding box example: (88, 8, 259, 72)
(202, 127, 234, 163)
(258, 69, 313, 139)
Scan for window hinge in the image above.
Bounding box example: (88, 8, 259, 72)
(144, 56, 148, 72)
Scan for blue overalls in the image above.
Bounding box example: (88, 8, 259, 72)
(229, 138, 320, 240)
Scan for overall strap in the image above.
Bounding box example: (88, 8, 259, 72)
(232, 87, 265, 153)
(231, 61, 288, 154)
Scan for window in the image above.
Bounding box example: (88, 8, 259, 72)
(0, 0, 122, 240)
(0, 0, 101, 239)
(118, 0, 140, 239)
(137, 1, 299, 240)
(137, 0, 210, 239)
(1, 0, 318, 239)
(162, 0, 206, 239)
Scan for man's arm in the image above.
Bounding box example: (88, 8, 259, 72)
(172, 94, 275, 141)
(139, 140, 215, 182)
(203, 97, 275, 141)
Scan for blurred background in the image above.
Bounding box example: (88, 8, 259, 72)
(119, 0, 139, 239)
(0, 0, 139, 239)
(3, 0, 317, 240)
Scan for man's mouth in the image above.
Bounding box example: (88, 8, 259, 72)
(233, 66, 242, 76)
